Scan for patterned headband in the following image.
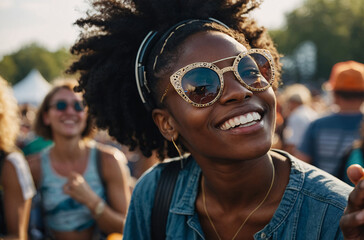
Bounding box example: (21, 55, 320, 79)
(134, 18, 229, 111)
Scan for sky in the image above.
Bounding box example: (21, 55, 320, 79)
(0, 0, 304, 59)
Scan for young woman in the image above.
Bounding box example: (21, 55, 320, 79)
(28, 80, 131, 240)
(67, 0, 364, 239)
(0, 76, 36, 240)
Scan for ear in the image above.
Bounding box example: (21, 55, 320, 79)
(152, 108, 178, 141)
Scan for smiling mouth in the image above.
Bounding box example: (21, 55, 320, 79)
(62, 119, 77, 125)
(219, 112, 262, 130)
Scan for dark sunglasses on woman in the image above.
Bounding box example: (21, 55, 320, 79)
(49, 100, 85, 112)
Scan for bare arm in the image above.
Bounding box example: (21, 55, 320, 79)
(1, 160, 32, 240)
(95, 148, 131, 233)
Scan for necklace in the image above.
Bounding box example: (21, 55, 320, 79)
(201, 160, 275, 240)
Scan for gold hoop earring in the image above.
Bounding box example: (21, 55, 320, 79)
(171, 136, 184, 169)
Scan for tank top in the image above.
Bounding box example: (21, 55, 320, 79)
(40, 146, 106, 231)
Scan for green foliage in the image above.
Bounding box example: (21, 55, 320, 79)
(2, 0, 363, 88)
(0, 43, 72, 85)
(270, 0, 364, 85)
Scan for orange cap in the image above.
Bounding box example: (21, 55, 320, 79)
(327, 61, 364, 92)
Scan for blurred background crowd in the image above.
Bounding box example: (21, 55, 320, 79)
(0, 0, 363, 239)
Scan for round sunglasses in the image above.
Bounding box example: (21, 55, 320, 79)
(160, 49, 275, 107)
(49, 100, 85, 112)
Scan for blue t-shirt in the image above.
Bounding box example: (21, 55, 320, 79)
(298, 112, 363, 176)
(124, 150, 352, 240)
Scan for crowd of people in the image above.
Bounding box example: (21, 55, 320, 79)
(0, 0, 364, 239)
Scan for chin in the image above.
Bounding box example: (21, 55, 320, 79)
(255, 144, 272, 157)
(62, 132, 82, 139)
(248, 137, 272, 157)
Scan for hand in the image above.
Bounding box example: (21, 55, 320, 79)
(340, 164, 364, 239)
(63, 171, 99, 207)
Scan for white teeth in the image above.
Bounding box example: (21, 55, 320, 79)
(63, 120, 76, 124)
(220, 112, 262, 130)
(234, 118, 240, 126)
(247, 113, 253, 122)
(228, 119, 235, 128)
(253, 112, 261, 120)
(239, 115, 247, 124)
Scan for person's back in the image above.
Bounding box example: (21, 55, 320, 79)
(298, 61, 364, 176)
(299, 112, 362, 175)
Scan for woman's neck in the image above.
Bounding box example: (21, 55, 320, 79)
(51, 137, 88, 163)
(198, 153, 276, 209)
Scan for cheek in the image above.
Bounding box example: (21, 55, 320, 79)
(79, 113, 88, 126)
(168, 101, 210, 139)
(266, 88, 277, 112)
(267, 89, 277, 133)
(42, 112, 51, 126)
(258, 88, 276, 132)
(174, 108, 206, 132)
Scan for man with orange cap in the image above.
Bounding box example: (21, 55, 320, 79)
(298, 60, 364, 177)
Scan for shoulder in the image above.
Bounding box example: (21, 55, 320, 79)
(1, 156, 22, 197)
(92, 141, 131, 182)
(124, 160, 179, 238)
(273, 149, 352, 208)
(293, 156, 352, 208)
(132, 157, 195, 203)
(124, 160, 170, 232)
(6, 151, 26, 165)
(303, 113, 339, 133)
(94, 141, 127, 165)
(131, 159, 179, 202)
(2, 153, 18, 180)
(6, 151, 32, 177)
(132, 161, 170, 199)
(311, 113, 348, 126)
(3, 151, 36, 200)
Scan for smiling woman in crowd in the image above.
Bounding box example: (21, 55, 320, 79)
(28, 80, 131, 240)
(67, 0, 364, 239)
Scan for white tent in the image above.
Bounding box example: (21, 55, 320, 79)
(12, 69, 52, 106)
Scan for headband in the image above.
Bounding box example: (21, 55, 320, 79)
(135, 18, 229, 111)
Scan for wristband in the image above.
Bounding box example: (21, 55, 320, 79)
(94, 200, 106, 219)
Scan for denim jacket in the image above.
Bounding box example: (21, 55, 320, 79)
(124, 150, 352, 240)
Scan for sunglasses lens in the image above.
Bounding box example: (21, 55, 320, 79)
(237, 53, 271, 89)
(181, 67, 221, 105)
(55, 101, 67, 111)
(74, 101, 84, 112)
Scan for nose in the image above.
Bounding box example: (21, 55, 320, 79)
(64, 103, 77, 114)
(218, 71, 253, 105)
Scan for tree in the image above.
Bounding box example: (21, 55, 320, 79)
(0, 43, 72, 85)
(270, 0, 364, 86)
